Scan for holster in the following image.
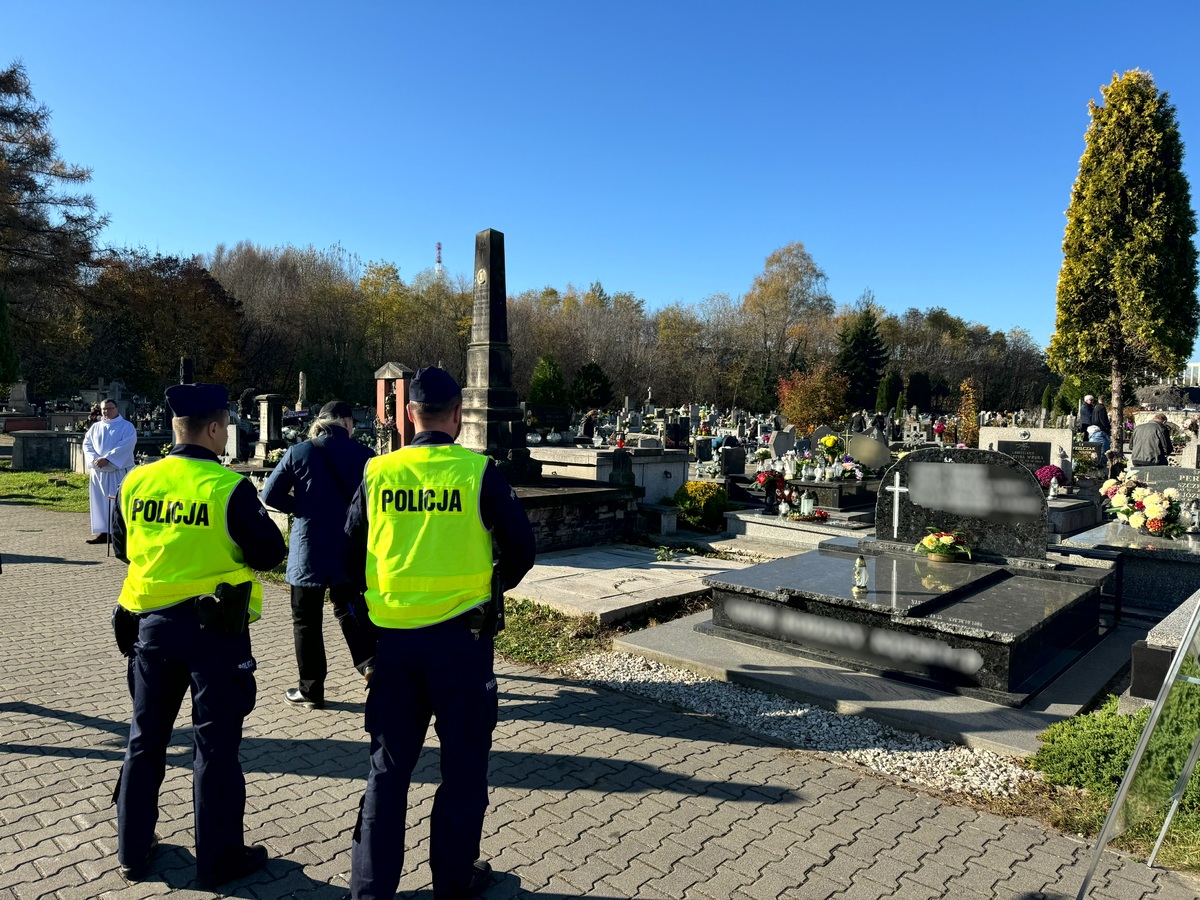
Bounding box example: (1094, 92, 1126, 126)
(195, 581, 253, 635)
(487, 566, 506, 636)
(463, 568, 506, 638)
(111, 605, 140, 658)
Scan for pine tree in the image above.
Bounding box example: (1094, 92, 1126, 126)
(569, 361, 613, 410)
(834, 309, 889, 410)
(1047, 70, 1199, 450)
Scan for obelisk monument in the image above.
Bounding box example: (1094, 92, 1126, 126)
(460, 228, 539, 481)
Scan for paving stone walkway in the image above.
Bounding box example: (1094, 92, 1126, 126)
(3, 502, 1199, 899)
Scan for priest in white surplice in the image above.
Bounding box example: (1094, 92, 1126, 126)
(83, 399, 137, 543)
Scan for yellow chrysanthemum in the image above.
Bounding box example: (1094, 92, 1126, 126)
(1131, 488, 1150, 502)
(1101, 479, 1117, 492)
(1143, 505, 1165, 521)
(1164, 488, 1180, 500)
(939, 535, 956, 545)
(1129, 512, 1147, 529)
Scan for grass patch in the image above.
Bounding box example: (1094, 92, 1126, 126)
(495, 591, 713, 668)
(0, 468, 90, 513)
(1018, 695, 1200, 870)
(496, 598, 612, 666)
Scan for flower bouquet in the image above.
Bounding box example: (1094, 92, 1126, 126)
(818, 434, 844, 464)
(756, 467, 786, 514)
(914, 528, 972, 562)
(789, 508, 829, 523)
(838, 457, 865, 481)
(1101, 470, 1184, 538)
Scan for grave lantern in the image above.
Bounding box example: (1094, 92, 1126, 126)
(853, 555, 868, 594)
(799, 491, 816, 517)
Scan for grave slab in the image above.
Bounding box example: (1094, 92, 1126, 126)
(698, 542, 1102, 706)
(509, 545, 754, 624)
(1060, 521, 1200, 612)
(618, 610, 1145, 757)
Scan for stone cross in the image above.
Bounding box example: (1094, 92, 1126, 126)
(885, 470, 909, 539)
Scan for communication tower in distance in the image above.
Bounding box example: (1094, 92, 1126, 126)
(435, 241, 442, 274)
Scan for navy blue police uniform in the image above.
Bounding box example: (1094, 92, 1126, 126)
(111, 383, 286, 888)
(344, 367, 536, 900)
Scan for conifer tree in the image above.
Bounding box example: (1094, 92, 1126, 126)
(875, 371, 902, 413)
(834, 308, 889, 411)
(1047, 70, 1199, 448)
(528, 356, 568, 405)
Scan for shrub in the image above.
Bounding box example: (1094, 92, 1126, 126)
(1031, 696, 1147, 796)
(673, 481, 731, 531)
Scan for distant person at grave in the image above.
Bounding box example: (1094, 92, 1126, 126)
(261, 400, 377, 711)
(1079, 394, 1106, 437)
(1093, 396, 1111, 435)
(344, 366, 536, 900)
(83, 399, 137, 544)
(581, 409, 597, 439)
(1087, 425, 1111, 454)
(109, 383, 286, 888)
(850, 410, 866, 433)
(1131, 413, 1174, 467)
(933, 417, 946, 441)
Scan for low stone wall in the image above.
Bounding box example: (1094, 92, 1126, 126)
(12, 431, 75, 470)
(517, 482, 642, 552)
(0, 416, 47, 433)
(528, 446, 688, 506)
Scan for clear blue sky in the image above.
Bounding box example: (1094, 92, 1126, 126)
(7, 2, 1200, 354)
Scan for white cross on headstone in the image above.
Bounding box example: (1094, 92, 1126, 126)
(886, 470, 909, 539)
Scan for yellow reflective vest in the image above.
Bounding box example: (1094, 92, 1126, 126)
(364, 444, 492, 628)
(118, 456, 263, 620)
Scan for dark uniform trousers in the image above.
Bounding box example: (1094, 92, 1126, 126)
(116, 602, 257, 882)
(350, 615, 498, 900)
(291, 583, 377, 701)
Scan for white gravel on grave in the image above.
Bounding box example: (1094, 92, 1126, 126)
(564, 652, 1041, 798)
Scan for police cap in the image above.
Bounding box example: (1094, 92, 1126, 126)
(165, 383, 229, 418)
(319, 400, 354, 419)
(409, 367, 462, 404)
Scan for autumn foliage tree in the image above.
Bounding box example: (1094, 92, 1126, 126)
(777, 362, 849, 434)
(958, 378, 980, 447)
(1047, 70, 1199, 448)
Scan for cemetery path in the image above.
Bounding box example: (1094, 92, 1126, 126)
(2, 503, 1198, 900)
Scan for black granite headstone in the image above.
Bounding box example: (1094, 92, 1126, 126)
(719, 446, 746, 477)
(1134, 467, 1200, 505)
(997, 440, 1051, 473)
(874, 447, 1047, 560)
(665, 422, 688, 449)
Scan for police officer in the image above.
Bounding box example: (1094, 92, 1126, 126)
(111, 384, 286, 888)
(345, 367, 535, 900)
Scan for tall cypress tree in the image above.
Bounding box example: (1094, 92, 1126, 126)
(875, 371, 902, 413)
(834, 309, 889, 411)
(1047, 70, 1199, 447)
